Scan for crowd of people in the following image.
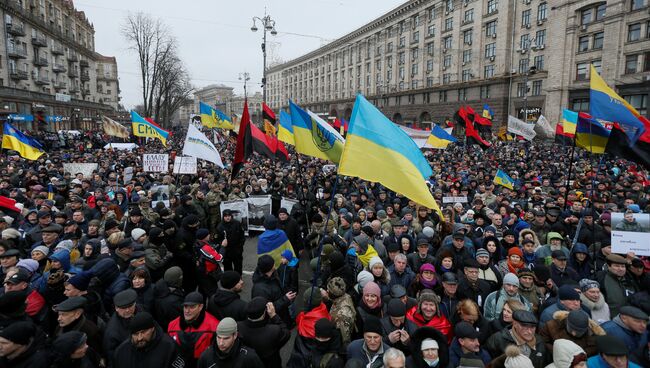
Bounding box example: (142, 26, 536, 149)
(0, 126, 648, 368)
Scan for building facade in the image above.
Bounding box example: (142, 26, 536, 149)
(230, 91, 263, 123)
(193, 84, 234, 116)
(0, 0, 121, 131)
(266, 0, 650, 128)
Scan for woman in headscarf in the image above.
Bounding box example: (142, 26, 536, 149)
(409, 263, 439, 297)
(355, 281, 383, 338)
(497, 246, 525, 277)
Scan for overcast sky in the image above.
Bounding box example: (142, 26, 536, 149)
(76, 0, 405, 110)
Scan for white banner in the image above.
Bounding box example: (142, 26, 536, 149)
(63, 163, 98, 178)
(280, 198, 300, 215)
(442, 196, 468, 204)
(246, 195, 272, 231)
(123, 167, 134, 184)
(182, 124, 224, 168)
(507, 115, 537, 141)
(611, 212, 650, 256)
(172, 156, 197, 174)
(535, 115, 554, 138)
(143, 154, 169, 172)
(221, 200, 249, 233)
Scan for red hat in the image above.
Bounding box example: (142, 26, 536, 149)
(508, 247, 523, 258)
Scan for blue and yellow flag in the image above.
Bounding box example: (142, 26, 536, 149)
(575, 113, 610, 154)
(277, 111, 295, 146)
(562, 109, 578, 136)
(493, 169, 514, 190)
(2, 122, 44, 160)
(482, 104, 494, 120)
(257, 228, 295, 268)
(199, 102, 234, 130)
(339, 94, 441, 217)
(590, 65, 645, 143)
(426, 125, 457, 149)
(131, 111, 170, 146)
(289, 100, 345, 162)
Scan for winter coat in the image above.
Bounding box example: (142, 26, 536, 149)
(631, 344, 650, 368)
(539, 299, 591, 327)
(278, 216, 303, 252)
(538, 310, 605, 357)
(388, 264, 416, 290)
(347, 338, 389, 368)
(207, 288, 248, 322)
(599, 270, 638, 318)
(152, 278, 184, 328)
(54, 315, 103, 359)
(197, 338, 263, 368)
(90, 258, 130, 311)
(448, 338, 491, 367)
(168, 309, 220, 365)
(456, 277, 492, 311)
(568, 243, 594, 280)
(405, 327, 450, 368)
(601, 316, 649, 354)
(483, 288, 533, 321)
(330, 293, 356, 344)
(586, 354, 642, 368)
(579, 292, 610, 324)
(113, 324, 184, 368)
(103, 310, 137, 368)
(0, 338, 49, 368)
(485, 326, 549, 368)
(251, 268, 291, 325)
(549, 263, 580, 288)
(307, 331, 346, 368)
(545, 339, 586, 368)
(277, 260, 299, 293)
(380, 315, 419, 354)
(237, 315, 291, 368)
(405, 306, 452, 343)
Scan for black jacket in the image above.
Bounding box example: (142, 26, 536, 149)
(308, 331, 346, 368)
(456, 277, 492, 312)
(103, 308, 140, 367)
(153, 279, 184, 328)
(237, 315, 291, 368)
(279, 216, 303, 252)
(405, 327, 450, 368)
(215, 219, 246, 251)
(113, 324, 184, 368)
(207, 288, 248, 321)
(197, 338, 263, 368)
(251, 268, 291, 324)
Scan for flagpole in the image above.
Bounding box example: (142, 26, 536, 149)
(562, 138, 577, 211)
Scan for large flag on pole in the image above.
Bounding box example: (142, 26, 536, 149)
(101, 116, 130, 138)
(262, 103, 277, 136)
(289, 100, 345, 163)
(425, 125, 457, 149)
(199, 102, 234, 130)
(339, 94, 442, 218)
(575, 113, 610, 154)
(182, 124, 224, 167)
(277, 111, 295, 145)
(131, 111, 170, 146)
(2, 122, 44, 160)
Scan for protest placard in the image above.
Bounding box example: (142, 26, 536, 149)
(221, 200, 249, 234)
(611, 212, 650, 256)
(246, 195, 272, 231)
(507, 115, 537, 141)
(63, 163, 98, 178)
(143, 154, 169, 172)
(172, 156, 197, 174)
(442, 196, 468, 204)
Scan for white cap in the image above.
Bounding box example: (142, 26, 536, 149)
(421, 338, 439, 351)
(131, 228, 146, 240)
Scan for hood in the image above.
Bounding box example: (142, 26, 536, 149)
(409, 327, 449, 368)
(50, 249, 71, 271)
(210, 289, 240, 307)
(552, 339, 585, 368)
(519, 229, 540, 246)
(90, 258, 120, 284)
(570, 243, 591, 261)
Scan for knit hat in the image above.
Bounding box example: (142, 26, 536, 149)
(579, 278, 600, 293)
(0, 321, 34, 345)
(419, 263, 436, 274)
(2, 228, 20, 240)
(220, 271, 241, 290)
(508, 247, 523, 258)
(517, 268, 534, 279)
(280, 249, 294, 262)
(504, 345, 534, 368)
(16, 259, 39, 273)
(217, 317, 238, 337)
(363, 281, 381, 299)
(356, 270, 374, 288)
(566, 310, 590, 337)
(131, 228, 146, 241)
(387, 299, 406, 317)
(257, 254, 275, 273)
(377, 210, 387, 219)
(503, 273, 520, 287)
(31, 245, 49, 257)
(247, 297, 267, 320)
(303, 286, 323, 310)
(52, 331, 87, 358)
(264, 215, 278, 230)
(315, 318, 336, 339)
(417, 289, 440, 307)
(422, 226, 435, 238)
(327, 277, 347, 298)
(558, 285, 580, 301)
(421, 338, 439, 350)
(67, 270, 93, 291)
(363, 315, 383, 335)
(368, 256, 384, 270)
(129, 312, 155, 333)
(163, 266, 183, 288)
(196, 228, 210, 240)
(459, 353, 485, 368)
(475, 248, 490, 259)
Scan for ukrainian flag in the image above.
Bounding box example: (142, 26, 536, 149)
(590, 65, 645, 143)
(576, 113, 610, 154)
(277, 111, 295, 146)
(289, 100, 344, 162)
(257, 229, 295, 268)
(199, 102, 234, 130)
(2, 122, 44, 160)
(493, 169, 514, 190)
(562, 109, 578, 136)
(339, 94, 442, 217)
(426, 125, 457, 149)
(482, 104, 494, 120)
(131, 111, 170, 146)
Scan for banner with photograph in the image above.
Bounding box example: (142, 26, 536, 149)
(63, 163, 98, 178)
(172, 156, 197, 174)
(280, 197, 300, 215)
(246, 195, 272, 231)
(221, 200, 249, 234)
(611, 212, 650, 256)
(150, 184, 170, 208)
(143, 154, 169, 172)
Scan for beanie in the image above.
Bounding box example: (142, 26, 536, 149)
(503, 273, 520, 287)
(368, 256, 384, 271)
(131, 228, 146, 241)
(247, 297, 267, 320)
(31, 245, 50, 257)
(327, 277, 347, 298)
(264, 215, 278, 230)
(363, 281, 381, 299)
(257, 254, 275, 273)
(220, 271, 241, 290)
(508, 247, 523, 258)
(163, 266, 183, 288)
(52, 331, 87, 358)
(422, 226, 435, 238)
(475, 248, 490, 259)
(356, 270, 374, 289)
(217, 317, 238, 337)
(579, 278, 600, 293)
(315, 318, 336, 339)
(363, 315, 383, 335)
(129, 312, 156, 333)
(558, 285, 580, 301)
(67, 270, 93, 291)
(16, 259, 39, 273)
(504, 345, 534, 368)
(387, 298, 406, 317)
(196, 228, 210, 240)
(0, 321, 35, 345)
(303, 286, 323, 310)
(417, 289, 440, 307)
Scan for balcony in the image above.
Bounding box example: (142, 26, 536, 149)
(53, 64, 66, 73)
(68, 85, 79, 93)
(79, 59, 89, 67)
(98, 73, 118, 81)
(9, 69, 28, 80)
(80, 71, 90, 81)
(32, 35, 48, 47)
(7, 46, 27, 59)
(83, 88, 90, 95)
(51, 44, 64, 55)
(6, 23, 26, 37)
(67, 52, 78, 62)
(68, 69, 79, 78)
(34, 75, 50, 85)
(53, 81, 67, 90)
(33, 56, 48, 66)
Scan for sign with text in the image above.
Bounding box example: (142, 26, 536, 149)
(611, 212, 650, 256)
(442, 196, 468, 204)
(123, 167, 134, 184)
(507, 115, 537, 141)
(62, 163, 98, 178)
(172, 156, 197, 174)
(143, 154, 169, 172)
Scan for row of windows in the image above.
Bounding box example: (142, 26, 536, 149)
(573, 94, 647, 115)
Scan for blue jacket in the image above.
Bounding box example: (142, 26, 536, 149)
(347, 339, 388, 368)
(587, 354, 642, 368)
(90, 258, 130, 310)
(37, 249, 81, 293)
(448, 339, 491, 367)
(601, 317, 649, 354)
(387, 264, 415, 290)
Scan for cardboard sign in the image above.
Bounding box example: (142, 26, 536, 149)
(172, 156, 197, 174)
(63, 163, 98, 178)
(143, 154, 169, 172)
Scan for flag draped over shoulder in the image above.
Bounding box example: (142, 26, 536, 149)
(426, 125, 457, 149)
(257, 229, 295, 268)
(182, 124, 224, 167)
(262, 103, 277, 136)
(493, 169, 514, 190)
(277, 111, 295, 145)
(289, 100, 345, 163)
(339, 94, 442, 218)
(575, 113, 610, 154)
(200, 102, 234, 130)
(101, 116, 130, 138)
(131, 111, 170, 146)
(2, 122, 44, 160)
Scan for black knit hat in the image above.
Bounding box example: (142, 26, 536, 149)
(363, 315, 383, 335)
(247, 297, 267, 320)
(220, 271, 241, 289)
(315, 318, 336, 339)
(257, 255, 275, 273)
(129, 312, 156, 333)
(0, 321, 34, 345)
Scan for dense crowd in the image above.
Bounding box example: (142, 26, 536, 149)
(0, 127, 648, 368)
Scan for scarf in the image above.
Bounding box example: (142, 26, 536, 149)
(420, 275, 437, 289)
(507, 259, 524, 274)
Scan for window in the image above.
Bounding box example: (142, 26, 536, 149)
(446, 0, 454, 12)
(464, 9, 474, 23)
(463, 50, 472, 63)
(439, 90, 448, 102)
(426, 42, 434, 56)
(376, 60, 382, 71)
(485, 43, 496, 58)
(537, 3, 547, 21)
(399, 37, 406, 47)
(411, 63, 419, 75)
(413, 31, 420, 43)
(411, 48, 419, 60)
(462, 70, 472, 82)
(484, 64, 495, 78)
(387, 56, 393, 68)
(427, 25, 435, 37)
(444, 36, 452, 49)
(645, 51, 650, 71)
(445, 17, 453, 31)
(576, 62, 589, 80)
(625, 54, 638, 74)
(522, 10, 531, 27)
(593, 32, 604, 49)
(519, 58, 529, 73)
(413, 15, 421, 28)
(578, 36, 590, 52)
(520, 34, 530, 49)
(628, 23, 641, 41)
(463, 29, 473, 44)
(412, 80, 419, 89)
(399, 66, 405, 79)
(517, 83, 527, 97)
(443, 54, 452, 68)
(387, 69, 392, 81)
(427, 59, 434, 72)
(443, 74, 451, 84)
(486, 21, 497, 37)
(534, 55, 544, 70)
(631, 0, 645, 11)
(387, 42, 393, 52)
(428, 7, 436, 20)
(581, 8, 593, 25)
(487, 0, 498, 13)
(624, 95, 647, 115)
(595, 4, 606, 20)
(459, 88, 468, 100)
(592, 59, 602, 74)
(399, 81, 404, 90)
(399, 52, 405, 64)
(427, 77, 434, 87)
(480, 85, 490, 99)
(535, 30, 546, 47)
(572, 98, 590, 112)
(532, 80, 542, 96)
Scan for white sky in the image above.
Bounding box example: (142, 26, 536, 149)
(75, 0, 405, 109)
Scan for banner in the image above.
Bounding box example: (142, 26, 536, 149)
(611, 212, 650, 256)
(246, 195, 272, 231)
(507, 115, 537, 141)
(280, 197, 300, 215)
(442, 196, 468, 204)
(122, 167, 134, 184)
(535, 115, 554, 139)
(221, 200, 249, 234)
(189, 114, 202, 131)
(143, 154, 169, 172)
(150, 184, 170, 208)
(172, 156, 197, 174)
(63, 163, 98, 178)
(182, 124, 224, 168)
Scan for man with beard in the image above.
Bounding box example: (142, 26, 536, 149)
(215, 209, 245, 275)
(207, 271, 248, 321)
(114, 312, 184, 367)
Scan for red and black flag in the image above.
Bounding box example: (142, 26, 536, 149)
(605, 118, 650, 169)
(456, 106, 491, 150)
(554, 122, 574, 146)
(262, 103, 277, 137)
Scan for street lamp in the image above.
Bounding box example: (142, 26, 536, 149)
(239, 72, 250, 99)
(250, 12, 277, 104)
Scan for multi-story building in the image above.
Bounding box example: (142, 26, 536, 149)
(194, 84, 234, 116)
(267, 0, 650, 128)
(0, 0, 121, 130)
(231, 91, 263, 123)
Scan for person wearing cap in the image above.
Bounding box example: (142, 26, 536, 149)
(214, 208, 246, 275)
(380, 298, 418, 354)
(484, 272, 533, 321)
(406, 289, 452, 342)
(54, 296, 103, 357)
(236, 296, 291, 368)
(569, 242, 594, 281)
(549, 249, 580, 288)
(0, 320, 48, 368)
(122, 207, 151, 239)
(3, 267, 47, 323)
(50, 331, 102, 368)
(24, 210, 53, 246)
(0, 249, 20, 282)
(587, 335, 643, 368)
(540, 284, 589, 326)
(475, 242, 503, 293)
(449, 321, 491, 367)
(277, 207, 303, 254)
(497, 247, 526, 278)
(601, 306, 650, 353)
(536, 232, 569, 266)
(194, 228, 223, 296)
(114, 312, 185, 368)
(167, 291, 219, 366)
(457, 259, 492, 310)
(405, 326, 450, 368)
(540, 306, 606, 356)
(347, 315, 390, 367)
(439, 272, 461, 320)
(599, 253, 639, 318)
(438, 230, 475, 270)
(207, 270, 248, 322)
(252, 254, 297, 328)
(516, 267, 544, 314)
(407, 236, 435, 274)
(112, 238, 134, 272)
(326, 277, 356, 344)
(197, 317, 263, 367)
(486, 310, 549, 368)
(289, 317, 346, 367)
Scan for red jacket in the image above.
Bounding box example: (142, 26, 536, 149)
(296, 303, 330, 338)
(25, 289, 46, 317)
(168, 310, 219, 360)
(406, 305, 453, 343)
